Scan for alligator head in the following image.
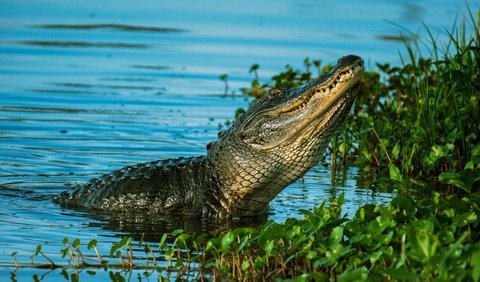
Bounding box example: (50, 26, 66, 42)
(206, 55, 364, 217)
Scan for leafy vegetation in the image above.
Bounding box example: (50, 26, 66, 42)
(7, 7, 480, 282)
(240, 7, 480, 194)
(10, 192, 480, 281)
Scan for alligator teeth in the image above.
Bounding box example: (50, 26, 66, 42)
(280, 61, 361, 114)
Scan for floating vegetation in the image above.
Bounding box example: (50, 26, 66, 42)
(7, 192, 480, 281)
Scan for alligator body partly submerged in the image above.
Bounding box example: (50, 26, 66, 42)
(54, 55, 364, 218)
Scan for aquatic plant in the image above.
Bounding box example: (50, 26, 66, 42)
(239, 7, 480, 193)
(8, 192, 480, 281)
(349, 11, 480, 190)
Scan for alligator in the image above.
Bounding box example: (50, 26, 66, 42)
(54, 55, 364, 218)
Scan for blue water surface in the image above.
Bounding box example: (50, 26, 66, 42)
(0, 0, 474, 280)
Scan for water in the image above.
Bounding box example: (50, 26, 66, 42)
(0, 0, 472, 280)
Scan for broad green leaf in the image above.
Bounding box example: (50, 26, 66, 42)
(329, 226, 344, 246)
(439, 168, 480, 192)
(471, 246, 480, 282)
(263, 240, 275, 256)
(385, 267, 417, 280)
(241, 260, 250, 271)
(306, 250, 318, 260)
(392, 144, 400, 159)
(221, 231, 234, 251)
(389, 163, 403, 182)
(171, 229, 184, 236)
(471, 143, 480, 158)
(338, 266, 368, 282)
(424, 144, 454, 168)
(307, 272, 329, 282)
(453, 211, 477, 227)
(237, 235, 249, 251)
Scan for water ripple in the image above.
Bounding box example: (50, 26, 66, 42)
(33, 23, 188, 34)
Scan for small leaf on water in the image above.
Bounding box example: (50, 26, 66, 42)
(138, 233, 144, 247)
(60, 268, 69, 279)
(87, 239, 98, 249)
(35, 245, 41, 256)
(158, 233, 168, 250)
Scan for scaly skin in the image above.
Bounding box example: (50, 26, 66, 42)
(54, 55, 364, 218)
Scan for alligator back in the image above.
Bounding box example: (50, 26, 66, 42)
(54, 156, 208, 214)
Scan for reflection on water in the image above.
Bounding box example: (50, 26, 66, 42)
(34, 23, 188, 33)
(0, 0, 468, 280)
(20, 40, 151, 49)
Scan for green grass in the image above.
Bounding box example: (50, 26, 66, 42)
(348, 10, 480, 191)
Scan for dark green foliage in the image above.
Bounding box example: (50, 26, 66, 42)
(17, 192, 479, 281)
(194, 192, 480, 281)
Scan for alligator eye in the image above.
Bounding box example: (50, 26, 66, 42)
(268, 88, 285, 98)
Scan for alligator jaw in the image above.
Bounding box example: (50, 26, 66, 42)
(279, 56, 363, 116)
(235, 55, 364, 151)
(276, 55, 363, 148)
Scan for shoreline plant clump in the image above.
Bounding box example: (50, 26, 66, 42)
(8, 192, 480, 281)
(239, 7, 480, 194)
(6, 7, 480, 282)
